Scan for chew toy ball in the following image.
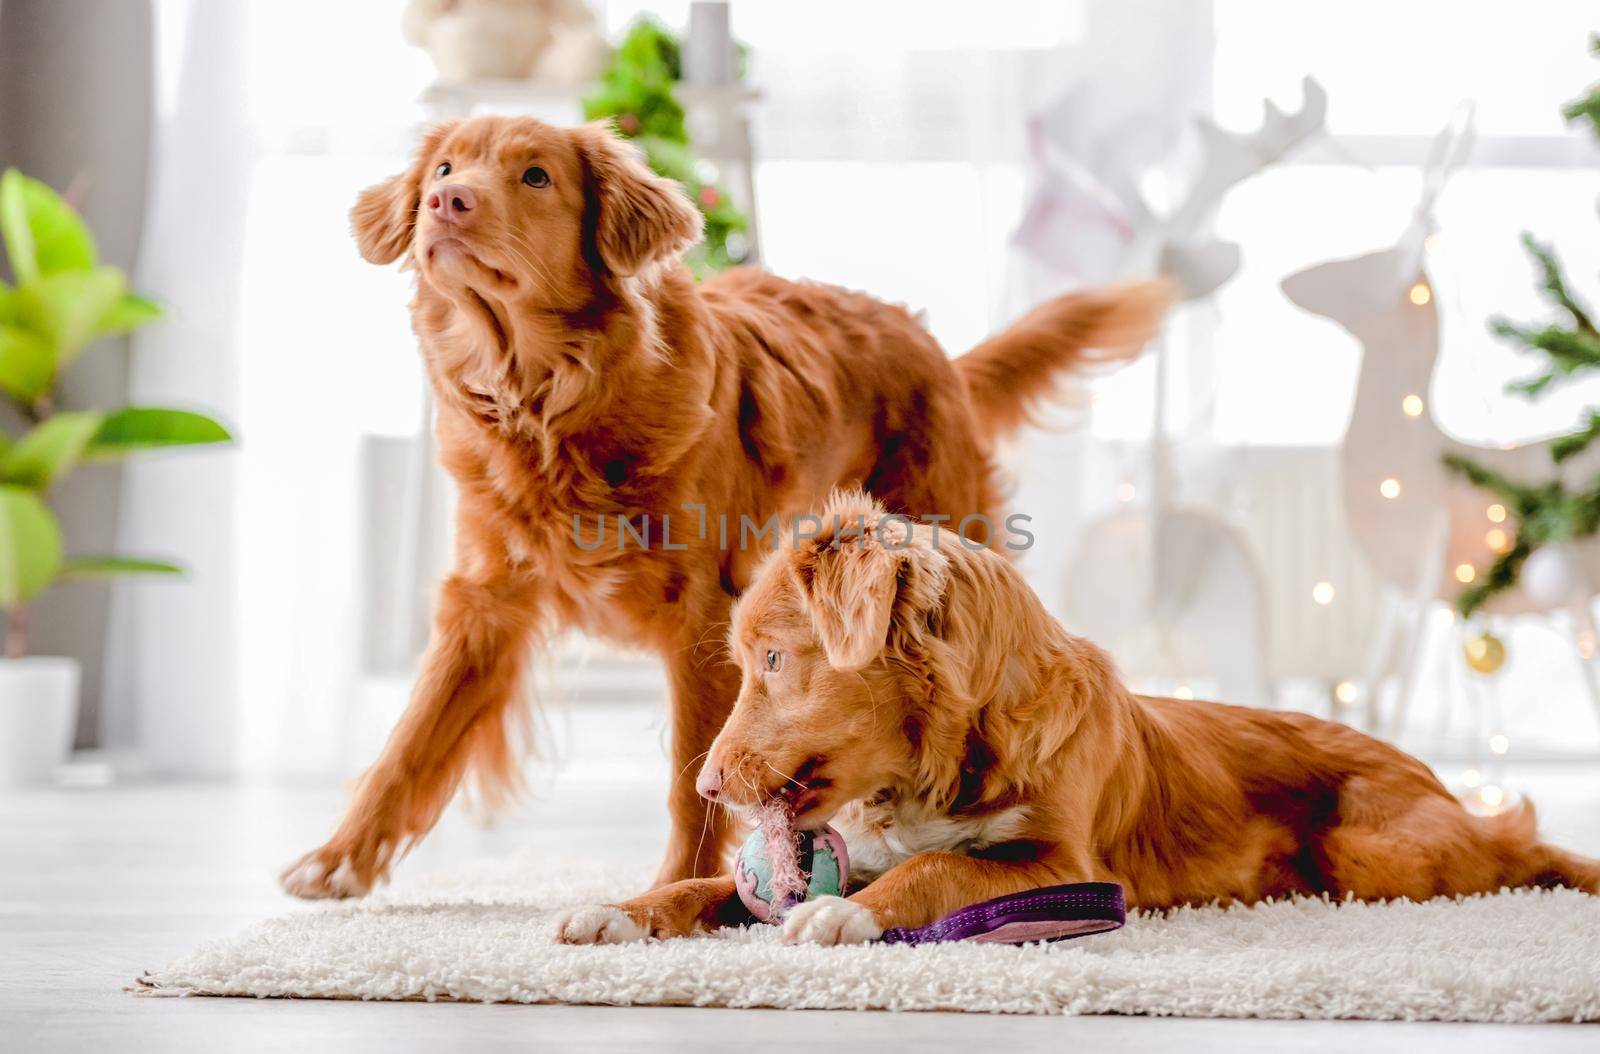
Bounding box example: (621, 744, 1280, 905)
(735, 802, 849, 922)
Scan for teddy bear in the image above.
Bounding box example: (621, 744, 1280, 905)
(402, 0, 609, 85)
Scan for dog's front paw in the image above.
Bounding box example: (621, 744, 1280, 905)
(782, 895, 883, 946)
(279, 842, 385, 900)
(555, 904, 648, 945)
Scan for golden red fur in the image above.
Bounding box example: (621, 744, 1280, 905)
(280, 116, 1172, 899)
(557, 492, 1600, 945)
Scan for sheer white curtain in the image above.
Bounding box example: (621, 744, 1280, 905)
(103, 0, 247, 775)
(106, 0, 434, 777)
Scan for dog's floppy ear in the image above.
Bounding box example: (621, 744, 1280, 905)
(576, 121, 703, 277)
(792, 532, 901, 671)
(789, 492, 947, 671)
(351, 121, 458, 265)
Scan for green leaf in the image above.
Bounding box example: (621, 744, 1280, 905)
(59, 555, 183, 579)
(0, 411, 105, 488)
(0, 325, 54, 403)
(86, 407, 232, 457)
(93, 292, 163, 338)
(0, 169, 97, 285)
(14, 266, 126, 365)
(0, 172, 36, 285)
(0, 484, 62, 607)
(0, 280, 14, 325)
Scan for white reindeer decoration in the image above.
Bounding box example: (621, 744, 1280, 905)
(1029, 79, 1326, 706)
(1281, 116, 1600, 734)
(1017, 78, 1328, 299)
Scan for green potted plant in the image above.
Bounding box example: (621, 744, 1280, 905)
(0, 170, 231, 786)
(581, 18, 751, 276)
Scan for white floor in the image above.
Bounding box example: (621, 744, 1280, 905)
(4, 756, 1600, 1051)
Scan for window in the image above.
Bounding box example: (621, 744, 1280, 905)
(1210, 0, 1600, 446)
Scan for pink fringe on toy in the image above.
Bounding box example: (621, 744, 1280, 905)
(757, 798, 808, 905)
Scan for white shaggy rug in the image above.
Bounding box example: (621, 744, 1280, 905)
(136, 852, 1600, 1021)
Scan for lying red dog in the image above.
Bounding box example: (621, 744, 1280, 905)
(280, 116, 1171, 899)
(559, 492, 1599, 945)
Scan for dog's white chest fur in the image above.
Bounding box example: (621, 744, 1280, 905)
(830, 798, 1030, 884)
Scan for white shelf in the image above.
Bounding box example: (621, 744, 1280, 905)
(418, 79, 757, 120)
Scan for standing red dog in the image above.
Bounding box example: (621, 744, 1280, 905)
(280, 116, 1170, 899)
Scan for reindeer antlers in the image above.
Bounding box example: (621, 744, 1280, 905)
(1014, 75, 1326, 297)
(1160, 76, 1328, 240)
(1145, 77, 1326, 298)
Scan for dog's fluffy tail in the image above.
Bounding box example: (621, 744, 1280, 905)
(955, 278, 1175, 443)
(1531, 844, 1600, 893)
(1483, 798, 1600, 893)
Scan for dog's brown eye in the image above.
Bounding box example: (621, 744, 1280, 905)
(764, 649, 783, 673)
(522, 165, 550, 188)
(435, 162, 451, 179)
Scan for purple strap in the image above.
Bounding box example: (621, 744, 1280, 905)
(877, 882, 1125, 946)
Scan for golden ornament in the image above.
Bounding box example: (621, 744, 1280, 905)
(1463, 632, 1506, 675)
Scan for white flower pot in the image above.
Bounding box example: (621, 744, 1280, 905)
(0, 656, 81, 788)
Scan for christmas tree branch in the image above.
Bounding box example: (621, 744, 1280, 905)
(1520, 233, 1597, 336)
(1440, 457, 1600, 616)
(1493, 322, 1600, 395)
(1561, 34, 1600, 136)
(1447, 32, 1600, 618)
(1441, 452, 1541, 508)
(1491, 233, 1600, 395)
(1553, 411, 1600, 462)
(1454, 537, 1532, 618)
